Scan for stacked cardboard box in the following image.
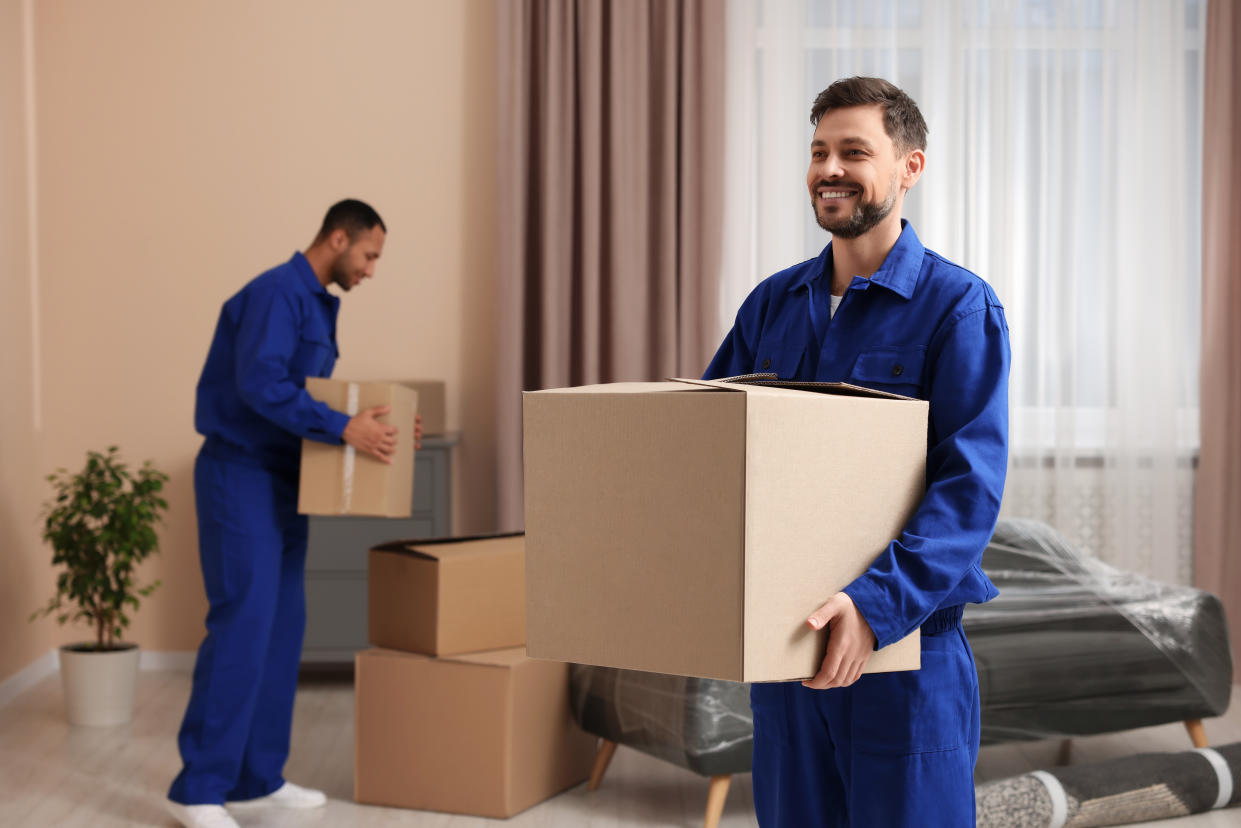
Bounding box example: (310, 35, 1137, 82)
(354, 534, 596, 819)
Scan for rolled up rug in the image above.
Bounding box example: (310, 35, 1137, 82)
(976, 742, 1241, 827)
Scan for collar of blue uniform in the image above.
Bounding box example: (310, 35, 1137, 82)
(290, 250, 332, 298)
(788, 219, 925, 300)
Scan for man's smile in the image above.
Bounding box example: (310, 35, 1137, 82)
(815, 183, 859, 202)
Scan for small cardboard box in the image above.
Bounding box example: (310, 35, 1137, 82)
(369, 533, 526, 656)
(298, 378, 418, 517)
(523, 377, 929, 682)
(354, 647, 596, 818)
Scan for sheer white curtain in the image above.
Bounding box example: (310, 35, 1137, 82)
(721, 0, 1205, 582)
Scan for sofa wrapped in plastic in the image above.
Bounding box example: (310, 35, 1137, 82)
(569, 518, 1233, 783)
(969, 518, 1232, 744)
(569, 666, 752, 776)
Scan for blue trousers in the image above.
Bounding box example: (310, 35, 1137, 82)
(750, 611, 980, 827)
(168, 451, 308, 805)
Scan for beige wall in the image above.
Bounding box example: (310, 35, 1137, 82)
(2, 0, 497, 680)
(0, 0, 56, 683)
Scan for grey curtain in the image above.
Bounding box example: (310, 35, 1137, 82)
(494, 0, 725, 530)
(1193, 0, 1241, 680)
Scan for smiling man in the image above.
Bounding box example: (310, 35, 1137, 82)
(166, 200, 414, 828)
(704, 78, 1010, 826)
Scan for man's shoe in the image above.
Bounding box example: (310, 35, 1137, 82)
(164, 800, 240, 828)
(226, 781, 328, 810)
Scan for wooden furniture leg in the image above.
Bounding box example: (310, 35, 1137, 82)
(704, 774, 732, 828)
(588, 739, 619, 792)
(1185, 718, 1208, 748)
(1056, 738, 1072, 766)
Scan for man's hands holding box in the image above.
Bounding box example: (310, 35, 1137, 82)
(802, 592, 876, 690)
(343, 410, 423, 464)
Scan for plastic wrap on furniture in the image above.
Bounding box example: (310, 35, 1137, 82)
(976, 741, 1241, 826)
(967, 519, 1232, 744)
(568, 518, 1233, 788)
(569, 665, 752, 777)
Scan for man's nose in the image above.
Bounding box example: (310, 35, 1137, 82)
(821, 152, 845, 180)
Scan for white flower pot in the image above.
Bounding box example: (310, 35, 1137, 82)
(58, 643, 141, 727)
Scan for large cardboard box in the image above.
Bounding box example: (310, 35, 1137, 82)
(523, 377, 929, 682)
(354, 647, 596, 818)
(369, 533, 526, 656)
(298, 378, 417, 517)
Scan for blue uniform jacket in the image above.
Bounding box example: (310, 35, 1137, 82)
(704, 222, 1009, 648)
(195, 252, 352, 472)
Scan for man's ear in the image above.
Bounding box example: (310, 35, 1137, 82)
(902, 149, 926, 190)
(330, 228, 349, 251)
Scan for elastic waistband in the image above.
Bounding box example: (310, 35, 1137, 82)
(200, 437, 297, 476)
(920, 605, 964, 636)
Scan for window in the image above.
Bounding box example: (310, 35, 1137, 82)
(723, 0, 1206, 578)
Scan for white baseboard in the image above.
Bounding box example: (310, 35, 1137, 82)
(0, 649, 58, 709)
(0, 648, 198, 709)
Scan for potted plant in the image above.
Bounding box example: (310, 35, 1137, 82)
(30, 446, 169, 726)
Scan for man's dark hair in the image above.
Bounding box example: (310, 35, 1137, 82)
(316, 198, 386, 242)
(810, 77, 928, 154)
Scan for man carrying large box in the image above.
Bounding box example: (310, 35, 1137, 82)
(705, 78, 1010, 827)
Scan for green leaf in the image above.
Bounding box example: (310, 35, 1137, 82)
(34, 448, 168, 639)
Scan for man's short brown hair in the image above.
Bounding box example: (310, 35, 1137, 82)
(810, 77, 928, 154)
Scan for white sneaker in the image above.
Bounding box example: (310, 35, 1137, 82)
(164, 800, 240, 828)
(226, 781, 327, 810)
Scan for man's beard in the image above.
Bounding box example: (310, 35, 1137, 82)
(330, 257, 354, 291)
(813, 177, 899, 239)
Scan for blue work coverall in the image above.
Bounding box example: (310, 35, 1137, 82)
(169, 252, 351, 805)
(704, 221, 1010, 827)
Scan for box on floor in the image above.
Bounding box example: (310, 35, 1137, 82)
(354, 647, 596, 818)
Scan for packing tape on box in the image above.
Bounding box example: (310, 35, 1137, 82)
(341, 382, 359, 513)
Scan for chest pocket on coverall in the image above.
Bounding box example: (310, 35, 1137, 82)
(294, 318, 337, 380)
(849, 346, 926, 399)
(754, 346, 805, 381)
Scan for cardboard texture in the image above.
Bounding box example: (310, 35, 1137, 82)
(369, 533, 526, 656)
(389, 379, 447, 435)
(353, 647, 596, 818)
(298, 378, 417, 517)
(523, 378, 929, 682)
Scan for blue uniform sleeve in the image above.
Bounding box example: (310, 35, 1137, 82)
(703, 327, 751, 379)
(843, 302, 1010, 648)
(233, 284, 352, 443)
(703, 292, 762, 380)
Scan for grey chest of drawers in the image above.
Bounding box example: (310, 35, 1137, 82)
(301, 433, 458, 663)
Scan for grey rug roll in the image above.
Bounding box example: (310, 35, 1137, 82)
(976, 742, 1241, 827)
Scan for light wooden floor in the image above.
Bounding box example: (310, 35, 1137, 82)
(1, 671, 1238, 827)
